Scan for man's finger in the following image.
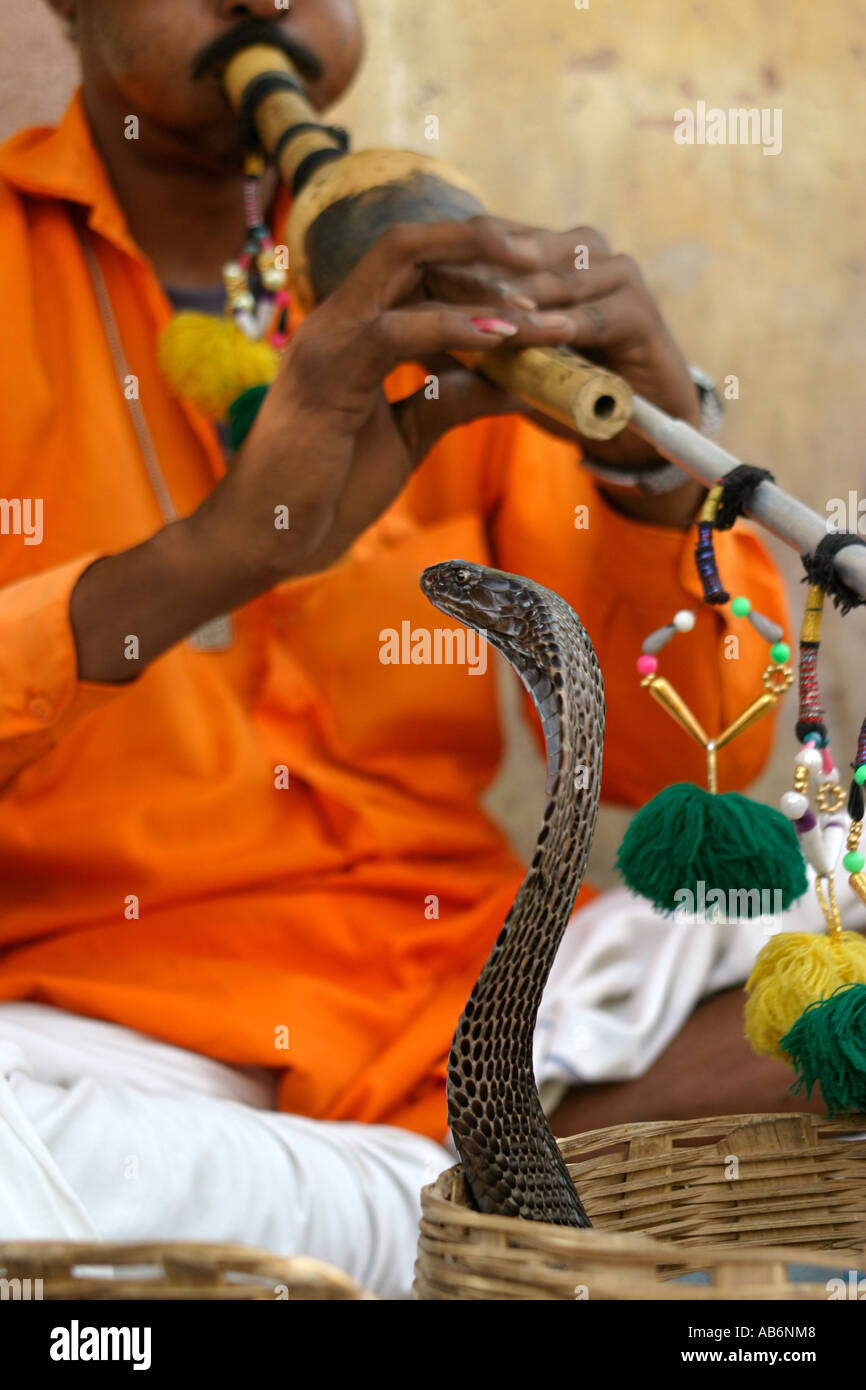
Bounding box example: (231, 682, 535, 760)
(550, 286, 659, 355)
(331, 216, 549, 317)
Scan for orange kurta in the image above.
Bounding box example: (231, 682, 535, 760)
(0, 95, 788, 1138)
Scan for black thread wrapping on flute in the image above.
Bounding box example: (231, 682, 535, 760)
(236, 72, 307, 152)
(714, 465, 775, 530)
(857, 713, 866, 771)
(291, 146, 349, 196)
(273, 121, 349, 172)
(694, 521, 730, 604)
(801, 532, 866, 616)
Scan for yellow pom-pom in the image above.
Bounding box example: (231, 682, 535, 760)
(158, 312, 278, 420)
(745, 930, 866, 1060)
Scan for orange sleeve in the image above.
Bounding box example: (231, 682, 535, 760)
(485, 414, 790, 806)
(0, 555, 121, 787)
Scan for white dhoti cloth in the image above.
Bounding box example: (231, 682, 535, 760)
(1, 873, 862, 1298)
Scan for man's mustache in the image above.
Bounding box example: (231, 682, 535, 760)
(192, 18, 324, 86)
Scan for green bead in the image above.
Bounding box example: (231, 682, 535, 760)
(843, 850, 865, 874)
(770, 641, 791, 665)
(730, 596, 751, 617)
(855, 765, 866, 786)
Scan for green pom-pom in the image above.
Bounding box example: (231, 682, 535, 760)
(731, 596, 751, 617)
(228, 383, 270, 451)
(616, 783, 808, 917)
(780, 983, 866, 1117)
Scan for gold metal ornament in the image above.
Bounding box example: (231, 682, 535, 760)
(640, 664, 793, 793)
(815, 781, 847, 814)
(762, 663, 794, 694)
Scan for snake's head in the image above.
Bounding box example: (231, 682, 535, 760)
(421, 560, 531, 641)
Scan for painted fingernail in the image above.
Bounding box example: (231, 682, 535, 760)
(528, 311, 571, 329)
(471, 316, 519, 335)
(493, 281, 538, 311)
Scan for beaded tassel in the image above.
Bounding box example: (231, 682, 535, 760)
(746, 594, 866, 1113)
(160, 150, 291, 428)
(779, 579, 849, 882)
(620, 473, 805, 920)
(769, 756, 866, 1115)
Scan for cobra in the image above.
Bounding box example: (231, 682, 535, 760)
(420, 559, 605, 1227)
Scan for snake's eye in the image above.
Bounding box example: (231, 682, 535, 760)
(455, 567, 471, 585)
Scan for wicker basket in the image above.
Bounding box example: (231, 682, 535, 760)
(415, 1112, 866, 1300)
(0, 1241, 375, 1300)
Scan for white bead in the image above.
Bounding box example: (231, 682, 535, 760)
(672, 609, 696, 633)
(794, 747, 823, 776)
(780, 790, 809, 820)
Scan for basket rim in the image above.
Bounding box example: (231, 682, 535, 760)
(420, 1111, 866, 1253)
(0, 1240, 373, 1298)
(558, 1111, 866, 1153)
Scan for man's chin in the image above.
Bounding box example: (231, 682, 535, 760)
(151, 118, 249, 176)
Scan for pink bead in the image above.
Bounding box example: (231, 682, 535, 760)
(822, 746, 834, 774)
(636, 654, 658, 676)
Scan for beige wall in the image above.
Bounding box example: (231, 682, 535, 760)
(2, 0, 864, 871)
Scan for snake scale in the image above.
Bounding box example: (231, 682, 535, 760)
(421, 559, 605, 1228)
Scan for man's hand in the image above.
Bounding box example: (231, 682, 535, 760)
(72, 214, 704, 682)
(192, 215, 589, 583)
(422, 219, 703, 457)
(419, 217, 707, 527)
(72, 216, 576, 680)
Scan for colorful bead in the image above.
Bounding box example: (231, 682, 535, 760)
(843, 850, 865, 874)
(672, 609, 696, 633)
(641, 624, 676, 655)
(769, 641, 790, 665)
(779, 790, 809, 820)
(730, 596, 751, 617)
(855, 765, 866, 786)
(636, 654, 658, 676)
(261, 265, 288, 293)
(747, 610, 783, 643)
